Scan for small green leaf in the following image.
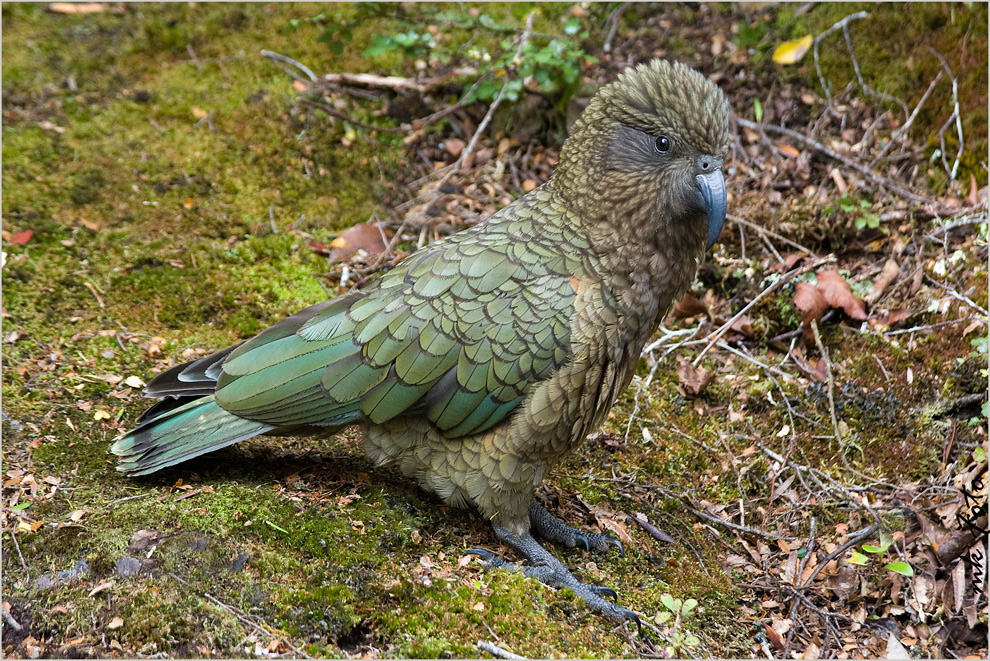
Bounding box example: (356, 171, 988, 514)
(848, 551, 869, 565)
(563, 17, 581, 35)
(753, 98, 763, 122)
(654, 611, 672, 624)
(682, 598, 698, 613)
(862, 544, 884, 554)
(660, 593, 675, 611)
(10, 502, 30, 511)
(883, 561, 914, 576)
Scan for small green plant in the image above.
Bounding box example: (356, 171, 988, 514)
(824, 195, 883, 231)
(846, 529, 914, 576)
(753, 97, 764, 122)
(363, 29, 438, 58)
(316, 6, 597, 111)
(653, 593, 701, 657)
(461, 35, 595, 105)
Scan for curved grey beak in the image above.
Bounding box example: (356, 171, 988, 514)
(696, 169, 726, 251)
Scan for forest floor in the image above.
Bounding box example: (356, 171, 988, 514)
(2, 3, 987, 659)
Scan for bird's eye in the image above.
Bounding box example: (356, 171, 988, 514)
(654, 135, 671, 153)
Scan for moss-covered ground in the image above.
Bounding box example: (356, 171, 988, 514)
(3, 3, 986, 658)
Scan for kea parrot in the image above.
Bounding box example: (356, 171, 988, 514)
(113, 58, 731, 622)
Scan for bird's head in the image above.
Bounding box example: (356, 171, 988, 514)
(556, 59, 731, 253)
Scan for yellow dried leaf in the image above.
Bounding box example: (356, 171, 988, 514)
(93, 410, 111, 421)
(772, 34, 813, 65)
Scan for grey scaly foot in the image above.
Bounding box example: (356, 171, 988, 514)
(529, 501, 624, 555)
(466, 526, 638, 625)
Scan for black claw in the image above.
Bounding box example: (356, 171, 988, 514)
(588, 585, 618, 600)
(465, 548, 496, 562)
(605, 536, 625, 556)
(621, 608, 641, 629)
(573, 532, 591, 551)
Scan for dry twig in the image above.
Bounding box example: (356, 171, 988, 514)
(693, 255, 836, 365)
(260, 49, 317, 82)
(812, 11, 869, 107)
(476, 640, 527, 659)
(736, 118, 936, 207)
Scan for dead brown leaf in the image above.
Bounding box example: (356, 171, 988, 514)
(443, 138, 464, 157)
(676, 358, 714, 396)
(776, 143, 800, 158)
(865, 258, 901, 304)
(673, 292, 708, 319)
(596, 516, 633, 545)
(763, 622, 786, 651)
(322, 223, 391, 263)
(794, 281, 827, 323)
(815, 269, 867, 320)
(869, 308, 912, 330)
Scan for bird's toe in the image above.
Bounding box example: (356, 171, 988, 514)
(587, 584, 618, 600)
(573, 532, 591, 551)
(603, 535, 624, 556)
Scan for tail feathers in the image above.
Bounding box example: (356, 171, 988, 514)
(112, 397, 274, 476)
(144, 344, 240, 398)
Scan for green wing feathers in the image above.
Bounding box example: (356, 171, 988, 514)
(114, 194, 589, 473)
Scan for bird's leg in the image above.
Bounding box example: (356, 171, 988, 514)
(469, 523, 639, 624)
(528, 501, 624, 555)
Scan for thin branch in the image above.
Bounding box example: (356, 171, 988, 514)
(2, 604, 22, 632)
(693, 255, 836, 365)
(799, 523, 880, 588)
(812, 11, 869, 105)
(883, 315, 982, 336)
(260, 49, 317, 82)
(319, 67, 478, 93)
(603, 2, 631, 53)
(841, 19, 909, 121)
(925, 277, 990, 317)
(736, 118, 937, 207)
(107, 492, 151, 507)
(9, 529, 30, 584)
(298, 97, 406, 134)
(810, 320, 845, 457)
(437, 10, 537, 191)
(871, 70, 943, 167)
(728, 214, 820, 258)
(476, 641, 527, 660)
(927, 47, 965, 181)
(682, 496, 797, 541)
